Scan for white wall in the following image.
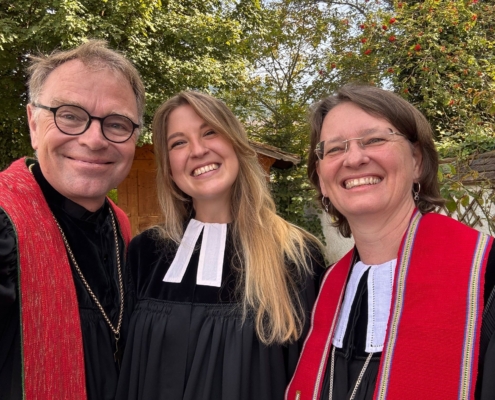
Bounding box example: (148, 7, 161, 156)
(319, 214, 355, 265)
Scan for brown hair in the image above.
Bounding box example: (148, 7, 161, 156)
(27, 39, 145, 127)
(308, 84, 444, 238)
(153, 91, 323, 344)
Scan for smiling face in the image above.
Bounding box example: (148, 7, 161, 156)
(316, 102, 422, 225)
(27, 59, 138, 211)
(166, 104, 239, 221)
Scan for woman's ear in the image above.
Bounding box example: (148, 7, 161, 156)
(411, 142, 423, 181)
(316, 161, 328, 197)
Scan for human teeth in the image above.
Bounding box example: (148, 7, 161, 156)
(193, 164, 219, 176)
(344, 177, 381, 189)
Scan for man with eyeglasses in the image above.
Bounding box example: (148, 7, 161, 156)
(0, 40, 145, 400)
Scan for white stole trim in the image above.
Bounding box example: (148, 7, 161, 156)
(163, 219, 226, 287)
(332, 259, 396, 353)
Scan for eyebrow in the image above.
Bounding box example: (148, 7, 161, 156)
(49, 98, 137, 121)
(167, 131, 185, 141)
(167, 122, 212, 141)
(326, 127, 385, 142)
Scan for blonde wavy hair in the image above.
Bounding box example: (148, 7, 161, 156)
(152, 91, 323, 344)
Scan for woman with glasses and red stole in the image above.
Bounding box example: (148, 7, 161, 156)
(116, 91, 326, 400)
(286, 84, 495, 400)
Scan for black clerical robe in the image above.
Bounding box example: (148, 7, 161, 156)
(0, 159, 134, 400)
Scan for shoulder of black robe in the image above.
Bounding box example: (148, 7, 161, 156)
(129, 227, 326, 307)
(476, 241, 495, 399)
(0, 208, 22, 400)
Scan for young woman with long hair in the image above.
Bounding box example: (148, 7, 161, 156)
(116, 91, 325, 400)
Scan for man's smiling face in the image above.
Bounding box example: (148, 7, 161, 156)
(27, 59, 138, 211)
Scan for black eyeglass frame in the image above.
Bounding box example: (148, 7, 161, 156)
(32, 103, 140, 143)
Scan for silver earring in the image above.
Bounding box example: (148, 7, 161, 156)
(413, 182, 421, 201)
(321, 196, 330, 213)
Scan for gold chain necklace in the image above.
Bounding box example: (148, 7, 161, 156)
(328, 346, 374, 400)
(29, 160, 124, 365)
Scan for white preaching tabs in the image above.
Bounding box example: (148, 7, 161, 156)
(332, 259, 396, 353)
(332, 261, 369, 349)
(196, 223, 227, 287)
(163, 219, 226, 287)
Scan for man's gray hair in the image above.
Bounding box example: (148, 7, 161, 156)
(27, 39, 145, 126)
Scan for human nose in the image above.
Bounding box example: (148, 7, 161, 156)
(342, 138, 369, 167)
(343, 137, 365, 153)
(77, 119, 108, 150)
(189, 137, 209, 157)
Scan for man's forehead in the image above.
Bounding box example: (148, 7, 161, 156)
(45, 59, 122, 84)
(38, 60, 137, 116)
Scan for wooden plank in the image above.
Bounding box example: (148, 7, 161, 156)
(257, 154, 276, 175)
(127, 169, 140, 237)
(134, 144, 155, 160)
(138, 168, 160, 216)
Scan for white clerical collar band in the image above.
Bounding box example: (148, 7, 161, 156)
(163, 219, 227, 287)
(332, 259, 396, 353)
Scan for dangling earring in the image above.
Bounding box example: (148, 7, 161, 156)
(413, 182, 421, 201)
(321, 196, 330, 213)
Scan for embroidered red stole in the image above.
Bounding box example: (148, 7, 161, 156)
(0, 158, 131, 399)
(286, 210, 492, 400)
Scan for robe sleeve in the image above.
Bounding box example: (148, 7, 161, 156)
(0, 208, 22, 400)
(476, 241, 495, 399)
(0, 208, 18, 320)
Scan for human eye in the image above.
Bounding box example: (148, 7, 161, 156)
(203, 129, 217, 137)
(104, 116, 133, 134)
(363, 134, 388, 147)
(169, 139, 187, 149)
(57, 107, 86, 123)
(326, 144, 345, 156)
(106, 122, 126, 131)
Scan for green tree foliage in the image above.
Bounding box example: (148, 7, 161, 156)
(324, 0, 494, 158)
(233, 0, 493, 235)
(228, 0, 340, 241)
(322, 0, 494, 230)
(0, 0, 261, 169)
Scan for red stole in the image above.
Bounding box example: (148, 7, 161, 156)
(0, 158, 131, 399)
(286, 210, 492, 400)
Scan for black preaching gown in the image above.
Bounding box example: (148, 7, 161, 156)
(116, 226, 325, 400)
(0, 161, 133, 400)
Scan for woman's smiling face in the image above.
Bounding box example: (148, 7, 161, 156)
(316, 102, 422, 224)
(166, 104, 239, 214)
